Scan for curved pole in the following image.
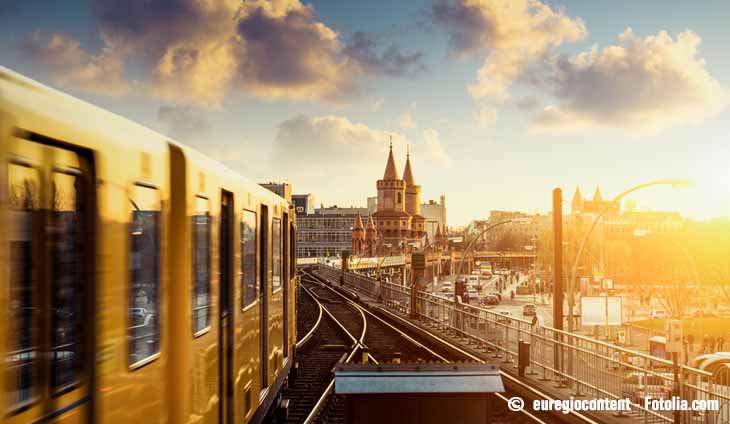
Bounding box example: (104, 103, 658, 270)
(567, 179, 686, 332)
(456, 220, 518, 278)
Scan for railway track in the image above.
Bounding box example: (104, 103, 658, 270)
(305, 269, 606, 424)
(295, 271, 455, 423)
(280, 278, 357, 424)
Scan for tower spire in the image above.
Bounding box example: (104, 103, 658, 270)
(593, 186, 603, 202)
(383, 138, 399, 180)
(403, 146, 415, 185)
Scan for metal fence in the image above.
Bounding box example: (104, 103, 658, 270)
(314, 264, 730, 424)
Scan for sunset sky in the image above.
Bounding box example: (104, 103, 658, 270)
(2, 0, 728, 225)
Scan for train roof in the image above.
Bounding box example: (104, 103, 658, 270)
(0, 66, 287, 206)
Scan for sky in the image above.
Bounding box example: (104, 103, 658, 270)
(1, 0, 729, 225)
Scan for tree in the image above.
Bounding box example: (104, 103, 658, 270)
(495, 232, 519, 251)
(629, 233, 695, 319)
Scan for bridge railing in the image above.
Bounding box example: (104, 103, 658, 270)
(312, 264, 730, 424)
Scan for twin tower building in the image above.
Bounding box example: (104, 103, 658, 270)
(352, 143, 446, 257)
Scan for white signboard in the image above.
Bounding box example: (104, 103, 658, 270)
(581, 296, 623, 326)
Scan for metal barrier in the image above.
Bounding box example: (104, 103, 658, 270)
(313, 264, 730, 424)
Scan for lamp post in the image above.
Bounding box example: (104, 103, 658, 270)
(456, 219, 529, 280)
(567, 179, 691, 334)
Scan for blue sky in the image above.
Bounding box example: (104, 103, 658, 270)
(2, 0, 728, 225)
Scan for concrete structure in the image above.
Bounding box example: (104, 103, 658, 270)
(297, 210, 366, 258)
(420, 194, 447, 242)
(570, 185, 685, 236)
(259, 182, 292, 202)
(475, 210, 551, 250)
(292, 193, 315, 216)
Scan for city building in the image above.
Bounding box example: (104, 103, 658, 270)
(259, 182, 292, 202)
(353, 144, 427, 255)
(421, 194, 447, 243)
(367, 196, 378, 214)
(315, 205, 369, 216)
(292, 193, 315, 216)
(475, 210, 550, 250)
(297, 209, 368, 258)
(569, 185, 685, 237)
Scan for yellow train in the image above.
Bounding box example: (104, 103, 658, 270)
(0, 67, 297, 423)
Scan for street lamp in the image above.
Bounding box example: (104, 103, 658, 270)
(456, 218, 529, 280)
(567, 179, 692, 334)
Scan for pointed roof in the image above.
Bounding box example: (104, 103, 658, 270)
(435, 223, 441, 236)
(403, 146, 415, 185)
(593, 186, 603, 202)
(383, 139, 400, 180)
(572, 186, 583, 203)
(366, 215, 376, 230)
(353, 212, 364, 230)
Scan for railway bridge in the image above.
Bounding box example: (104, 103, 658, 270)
(288, 262, 730, 424)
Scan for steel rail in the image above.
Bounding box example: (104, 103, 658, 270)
(304, 271, 451, 364)
(299, 279, 367, 424)
(295, 285, 324, 350)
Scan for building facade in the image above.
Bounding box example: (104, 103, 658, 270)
(259, 182, 292, 202)
(292, 193, 315, 216)
(421, 194, 447, 243)
(353, 144, 427, 255)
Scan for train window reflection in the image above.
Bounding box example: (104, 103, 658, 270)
(51, 171, 83, 390)
(7, 163, 40, 407)
(192, 196, 210, 335)
(128, 185, 161, 366)
(272, 217, 281, 292)
(242, 210, 257, 308)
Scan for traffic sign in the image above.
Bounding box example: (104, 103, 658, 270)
(412, 252, 426, 270)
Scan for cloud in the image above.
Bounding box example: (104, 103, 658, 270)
(515, 96, 539, 111)
(343, 31, 425, 78)
(272, 115, 449, 196)
(371, 97, 386, 112)
(157, 105, 211, 143)
(475, 106, 497, 128)
(23, 0, 421, 106)
(19, 32, 130, 95)
(396, 110, 417, 129)
(432, 0, 586, 100)
(422, 128, 452, 166)
(531, 28, 729, 133)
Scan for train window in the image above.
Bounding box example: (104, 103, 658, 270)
(7, 163, 40, 407)
(50, 171, 83, 391)
(272, 217, 282, 292)
(241, 209, 257, 308)
(192, 196, 211, 335)
(128, 184, 161, 367)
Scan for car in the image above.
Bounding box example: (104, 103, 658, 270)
(441, 281, 453, 292)
(481, 295, 500, 306)
(467, 289, 479, 302)
(650, 310, 667, 319)
(489, 292, 502, 302)
(522, 304, 536, 316)
(621, 372, 672, 403)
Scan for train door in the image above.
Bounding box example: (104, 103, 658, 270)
(282, 212, 289, 359)
(4, 135, 94, 424)
(218, 191, 233, 424)
(259, 205, 268, 391)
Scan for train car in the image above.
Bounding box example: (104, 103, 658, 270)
(0, 66, 297, 424)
